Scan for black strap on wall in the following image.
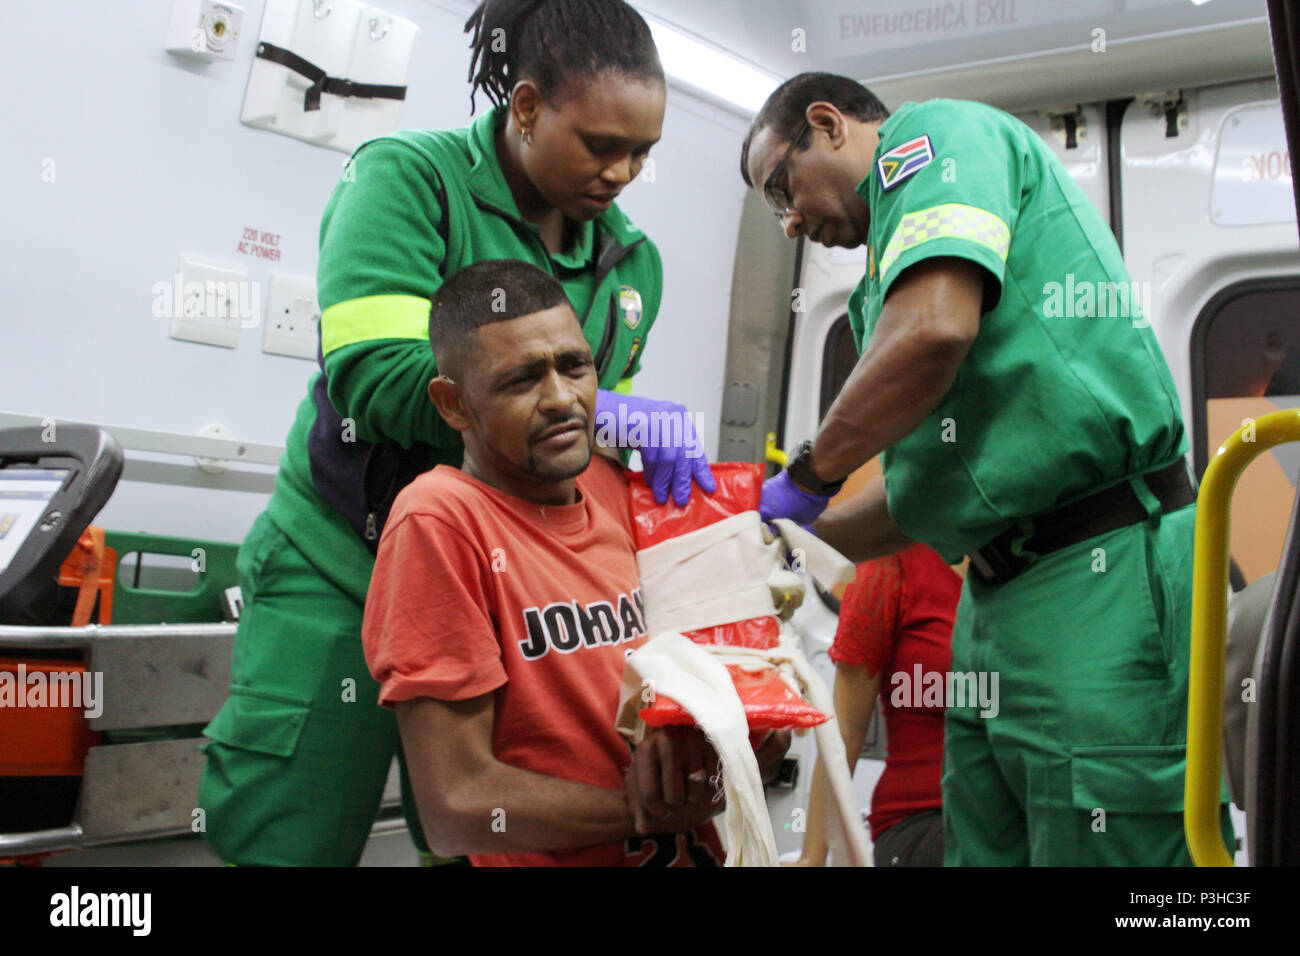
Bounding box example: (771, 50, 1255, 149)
(255, 41, 407, 112)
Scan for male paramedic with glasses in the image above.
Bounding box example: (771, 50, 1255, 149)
(742, 72, 1234, 866)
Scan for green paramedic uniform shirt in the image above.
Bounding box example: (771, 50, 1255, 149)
(848, 99, 1188, 562)
(265, 107, 663, 602)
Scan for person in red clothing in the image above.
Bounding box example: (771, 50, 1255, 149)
(362, 258, 735, 866)
(791, 542, 961, 866)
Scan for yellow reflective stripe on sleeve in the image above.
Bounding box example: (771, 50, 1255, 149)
(614, 377, 634, 395)
(878, 203, 1010, 282)
(320, 294, 431, 355)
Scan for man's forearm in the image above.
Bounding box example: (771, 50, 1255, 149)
(399, 695, 638, 857)
(810, 329, 965, 483)
(814, 477, 913, 563)
(402, 697, 724, 858)
(807, 258, 984, 484)
(424, 759, 635, 857)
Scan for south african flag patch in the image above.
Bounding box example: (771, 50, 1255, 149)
(876, 135, 934, 191)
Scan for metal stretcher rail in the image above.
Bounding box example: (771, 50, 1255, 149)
(1, 621, 406, 858)
(0, 622, 238, 646)
(0, 808, 412, 857)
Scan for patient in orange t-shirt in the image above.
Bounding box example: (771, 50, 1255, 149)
(361, 259, 725, 866)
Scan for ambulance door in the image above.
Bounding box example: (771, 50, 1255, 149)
(1120, 79, 1300, 589)
(1119, 77, 1298, 865)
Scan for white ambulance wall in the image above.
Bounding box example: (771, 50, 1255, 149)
(1120, 77, 1299, 439)
(1, 0, 744, 545)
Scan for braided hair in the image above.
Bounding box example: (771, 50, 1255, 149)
(465, 0, 664, 113)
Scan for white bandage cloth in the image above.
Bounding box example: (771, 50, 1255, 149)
(619, 515, 873, 867)
(620, 632, 777, 866)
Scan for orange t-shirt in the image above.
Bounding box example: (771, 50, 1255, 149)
(362, 455, 722, 867)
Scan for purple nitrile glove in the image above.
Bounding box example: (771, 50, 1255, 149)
(760, 470, 831, 526)
(594, 389, 717, 507)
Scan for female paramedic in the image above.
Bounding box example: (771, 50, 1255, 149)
(198, 0, 716, 867)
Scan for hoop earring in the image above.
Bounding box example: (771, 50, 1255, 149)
(521, 129, 533, 146)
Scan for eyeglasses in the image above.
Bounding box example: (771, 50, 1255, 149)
(762, 118, 811, 218)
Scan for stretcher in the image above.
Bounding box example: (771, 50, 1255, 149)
(0, 423, 403, 862)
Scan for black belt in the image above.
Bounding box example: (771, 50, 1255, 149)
(255, 42, 407, 112)
(967, 459, 1196, 587)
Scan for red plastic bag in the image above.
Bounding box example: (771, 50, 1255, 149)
(628, 463, 828, 730)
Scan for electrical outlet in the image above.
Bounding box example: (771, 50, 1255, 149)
(263, 272, 320, 361)
(168, 255, 252, 348)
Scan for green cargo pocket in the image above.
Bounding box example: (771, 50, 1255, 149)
(202, 685, 312, 758)
(1063, 743, 1233, 865)
(1070, 744, 1187, 813)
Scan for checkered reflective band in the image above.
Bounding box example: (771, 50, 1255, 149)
(878, 203, 1011, 281)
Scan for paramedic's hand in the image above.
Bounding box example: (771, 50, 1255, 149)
(625, 725, 723, 834)
(760, 471, 830, 525)
(595, 390, 717, 507)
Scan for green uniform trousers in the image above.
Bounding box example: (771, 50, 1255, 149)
(942, 500, 1235, 865)
(198, 512, 432, 866)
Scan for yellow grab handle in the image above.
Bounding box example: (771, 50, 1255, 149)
(1186, 408, 1300, 866)
(765, 433, 788, 469)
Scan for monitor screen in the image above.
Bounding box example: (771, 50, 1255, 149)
(0, 467, 69, 575)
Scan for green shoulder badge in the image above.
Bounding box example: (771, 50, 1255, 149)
(618, 285, 643, 330)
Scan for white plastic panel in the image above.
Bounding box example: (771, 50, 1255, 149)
(1211, 102, 1296, 227)
(635, 0, 1272, 114)
(638, 0, 1269, 90)
(241, 0, 354, 146)
(240, 0, 418, 154)
(338, 6, 420, 152)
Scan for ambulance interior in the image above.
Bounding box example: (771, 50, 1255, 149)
(2, 0, 1298, 866)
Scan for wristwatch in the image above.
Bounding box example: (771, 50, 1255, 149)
(785, 440, 845, 497)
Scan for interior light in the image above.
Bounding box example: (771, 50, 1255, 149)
(644, 17, 781, 114)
